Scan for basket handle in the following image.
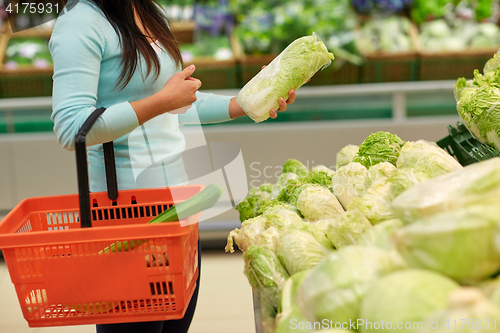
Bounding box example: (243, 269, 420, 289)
(74, 107, 118, 228)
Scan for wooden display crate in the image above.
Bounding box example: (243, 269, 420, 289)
(356, 20, 420, 83)
(412, 21, 499, 80)
(0, 22, 54, 98)
(186, 56, 238, 90)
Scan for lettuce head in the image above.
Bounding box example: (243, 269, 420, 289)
(296, 246, 405, 324)
(237, 33, 334, 123)
(336, 144, 359, 170)
(332, 162, 368, 209)
(353, 131, 406, 168)
(393, 205, 500, 283)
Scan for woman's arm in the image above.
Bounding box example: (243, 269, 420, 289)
(50, 6, 140, 151)
(130, 65, 202, 125)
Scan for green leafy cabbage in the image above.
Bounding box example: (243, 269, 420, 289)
(392, 157, 500, 223)
(336, 144, 359, 169)
(360, 269, 460, 333)
(297, 185, 345, 221)
(296, 246, 406, 325)
(396, 140, 462, 177)
(393, 205, 500, 283)
(332, 162, 368, 209)
(353, 131, 406, 168)
(356, 219, 404, 250)
(237, 34, 334, 123)
(417, 287, 500, 333)
(325, 211, 372, 248)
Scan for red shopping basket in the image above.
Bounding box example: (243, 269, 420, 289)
(0, 108, 201, 327)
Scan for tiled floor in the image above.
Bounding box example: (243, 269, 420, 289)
(0, 250, 256, 333)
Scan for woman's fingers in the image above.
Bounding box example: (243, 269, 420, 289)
(286, 90, 296, 105)
(270, 109, 278, 119)
(277, 98, 287, 112)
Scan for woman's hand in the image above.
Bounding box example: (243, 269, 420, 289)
(161, 65, 201, 113)
(270, 90, 296, 119)
(130, 65, 202, 125)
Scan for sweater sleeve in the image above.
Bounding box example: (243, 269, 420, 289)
(178, 91, 234, 125)
(49, 4, 139, 151)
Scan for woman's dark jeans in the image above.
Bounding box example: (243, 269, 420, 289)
(96, 239, 201, 333)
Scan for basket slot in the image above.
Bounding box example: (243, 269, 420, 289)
(17, 219, 33, 233)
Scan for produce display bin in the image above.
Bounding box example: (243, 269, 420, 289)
(0, 108, 201, 327)
(418, 50, 495, 81)
(436, 122, 500, 166)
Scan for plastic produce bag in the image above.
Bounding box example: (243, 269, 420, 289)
(225, 216, 267, 253)
(332, 162, 368, 209)
(236, 33, 334, 123)
(324, 211, 372, 248)
(348, 178, 395, 225)
(336, 145, 359, 170)
(396, 140, 462, 177)
(244, 245, 290, 311)
(276, 226, 330, 275)
(393, 205, 500, 283)
(360, 269, 460, 333)
(356, 218, 404, 250)
(296, 246, 405, 324)
(417, 287, 500, 333)
(392, 158, 500, 223)
(297, 184, 345, 221)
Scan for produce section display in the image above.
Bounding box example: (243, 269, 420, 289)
(225, 49, 500, 333)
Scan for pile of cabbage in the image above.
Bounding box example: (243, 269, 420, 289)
(225, 130, 500, 332)
(454, 51, 500, 150)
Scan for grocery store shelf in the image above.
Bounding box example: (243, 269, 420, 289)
(0, 80, 457, 122)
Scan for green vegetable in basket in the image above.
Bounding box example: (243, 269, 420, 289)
(417, 287, 500, 333)
(336, 144, 359, 170)
(353, 131, 406, 168)
(148, 184, 223, 223)
(359, 269, 460, 333)
(101, 184, 223, 254)
(393, 205, 500, 283)
(296, 246, 405, 325)
(236, 33, 334, 123)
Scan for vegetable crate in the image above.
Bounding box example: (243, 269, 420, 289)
(192, 57, 238, 90)
(0, 108, 201, 327)
(436, 122, 500, 166)
(418, 51, 495, 81)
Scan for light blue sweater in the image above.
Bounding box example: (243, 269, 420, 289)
(49, 0, 234, 192)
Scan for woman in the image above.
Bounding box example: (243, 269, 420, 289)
(49, 0, 295, 332)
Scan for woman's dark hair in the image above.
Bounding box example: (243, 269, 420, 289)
(90, 0, 183, 89)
